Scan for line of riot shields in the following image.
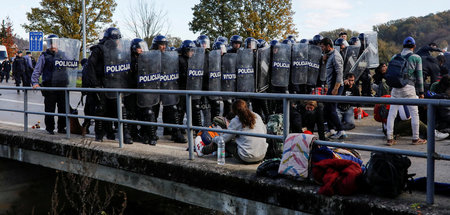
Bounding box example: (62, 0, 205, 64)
(133, 34, 379, 109)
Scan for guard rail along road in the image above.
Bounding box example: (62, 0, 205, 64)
(1, 86, 450, 205)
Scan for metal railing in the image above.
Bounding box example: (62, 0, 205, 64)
(1, 86, 450, 205)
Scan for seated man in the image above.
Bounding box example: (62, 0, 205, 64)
(337, 73, 361, 130)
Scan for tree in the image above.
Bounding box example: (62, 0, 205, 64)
(319, 28, 360, 41)
(0, 17, 17, 57)
(189, 0, 243, 40)
(22, 0, 116, 43)
(239, 0, 297, 41)
(190, 0, 297, 41)
(124, 0, 170, 46)
(167, 35, 182, 48)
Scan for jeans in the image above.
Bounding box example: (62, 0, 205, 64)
(386, 85, 420, 140)
(337, 107, 355, 130)
(324, 86, 344, 131)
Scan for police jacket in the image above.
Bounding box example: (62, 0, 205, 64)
(129, 52, 139, 88)
(82, 44, 104, 88)
(13, 56, 27, 75)
(178, 55, 189, 91)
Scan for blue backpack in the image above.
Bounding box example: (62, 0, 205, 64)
(385, 53, 413, 88)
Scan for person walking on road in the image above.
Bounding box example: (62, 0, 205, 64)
(319, 37, 348, 139)
(12, 51, 27, 93)
(386, 36, 427, 146)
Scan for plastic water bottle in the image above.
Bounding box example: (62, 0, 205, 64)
(217, 136, 225, 165)
(357, 112, 362, 120)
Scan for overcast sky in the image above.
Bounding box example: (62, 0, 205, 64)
(1, 0, 448, 42)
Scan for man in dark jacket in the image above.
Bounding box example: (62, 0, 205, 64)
(12, 51, 27, 93)
(1, 58, 12, 83)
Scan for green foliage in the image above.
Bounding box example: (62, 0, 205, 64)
(189, 0, 297, 41)
(22, 0, 117, 44)
(239, 0, 298, 41)
(319, 28, 360, 41)
(189, 0, 242, 40)
(0, 17, 17, 57)
(374, 10, 450, 50)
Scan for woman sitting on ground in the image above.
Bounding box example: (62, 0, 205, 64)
(202, 99, 268, 163)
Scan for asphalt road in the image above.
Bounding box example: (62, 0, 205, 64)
(1, 81, 449, 183)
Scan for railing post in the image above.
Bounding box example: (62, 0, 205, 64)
(65, 90, 71, 139)
(117, 92, 123, 148)
(426, 104, 436, 205)
(24, 89, 28, 132)
(186, 94, 194, 160)
(283, 98, 290, 142)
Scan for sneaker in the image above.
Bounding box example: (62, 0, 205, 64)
(46, 129, 55, 135)
(325, 129, 336, 138)
(194, 136, 205, 157)
(435, 130, 449, 141)
(386, 139, 396, 146)
(330, 130, 347, 139)
(412, 138, 427, 145)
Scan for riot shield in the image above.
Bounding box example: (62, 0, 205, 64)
(53, 38, 81, 87)
(291, 43, 309, 85)
(208, 50, 222, 100)
(236, 49, 255, 92)
(306, 44, 322, 86)
(256, 47, 270, 93)
(445, 52, 450, 71)
(221, 53, 237, 99)
(349, 47, 370, 80)
(137, 50, 161, 108)
(160, 51, 180, 106)
(344, 45, 360, 76)
(103, 39, 132, 99)
(187, 47, 205, 100)
(365, 31, 379, 69)
(271, 44, 291, 87)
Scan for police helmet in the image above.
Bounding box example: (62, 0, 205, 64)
(349, 37, 360, 46)
(244, 37, 257, 50)
(299, 39, 308, 44)
(131, 38, 149, 53)
(334, 38, 346, 46)
(46, 34, 59, 49)
(180, 40, 196, 54)
(282, 39, 293, 45)
(286, 35, 296, 42)
(212, 41, 227, 54)
(257, 39, 268, 49)
(196, 35, 210, 49)
(215, 36, 228, 46)
(103, 27, 122, 40)
(358, 33, 365, 41)
(270, 39, 279, 47)
(312, 34, 323, 45)
(230, 35, 243, 45)
(151, 35, 168, 50)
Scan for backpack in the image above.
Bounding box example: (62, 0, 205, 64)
(265, 114, 284, 158)
(385, 53, 413, 88)
(373, 95, 391, 123)
(364, 152, 411, 198)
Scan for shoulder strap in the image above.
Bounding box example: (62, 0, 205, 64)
(404, 53, 413, 60)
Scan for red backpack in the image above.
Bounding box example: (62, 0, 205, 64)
(373, 95, 391, 123)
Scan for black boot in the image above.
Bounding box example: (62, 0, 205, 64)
(172, 109, 186, 143)
(95, 120, 104, 142)
(149, 125, 158, 146)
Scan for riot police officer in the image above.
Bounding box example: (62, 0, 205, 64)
(179, 39, 205, 135)
(134, 38, 160, 145)
(31, 34, 80, 135)
(153, 35, 187, 143)
(197, 35, 212, 126)
(82, 27, 133, 143)
(228, 35, 243, 53)
(209, 41, 227, 119)
(253, 39, 271, 122)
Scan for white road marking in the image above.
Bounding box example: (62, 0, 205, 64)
(0, 98, 84, 111)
